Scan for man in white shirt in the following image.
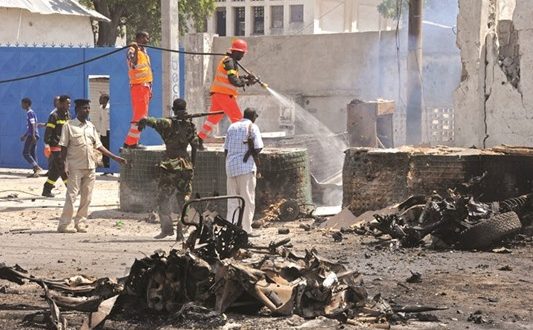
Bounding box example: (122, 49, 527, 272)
(92, 93, 111, 172)
(224, 108, 263, 235)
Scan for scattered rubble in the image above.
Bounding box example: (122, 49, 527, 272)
(0, 242, 448, 329)
(278, 228, 290, 234)
(405, 271, 422, 284)
(331, 231, 343, 242)
(254, 199, 324, 229)
(498, 265, 512, 271)
(467, 310, 493, 324)
(358, 173, 532, 250)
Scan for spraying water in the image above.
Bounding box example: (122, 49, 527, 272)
(265, 87, 347, 205)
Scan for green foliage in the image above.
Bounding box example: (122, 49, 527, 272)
(377, 0, 433, 20)
(377, 0, 407, 20)
(123, 0, 161, 45)
(179, 0, 216, 34)
(80, 0, 216, 46)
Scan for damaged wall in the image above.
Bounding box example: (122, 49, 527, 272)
(454, 0, 533, 147)
(120, 147, 312, 215)
(343, 147, 533, 216)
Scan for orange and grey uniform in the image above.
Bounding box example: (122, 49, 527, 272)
(43, 110, 69, 193)
(125, 46, 153, 146)
(198, 55, 245, 140)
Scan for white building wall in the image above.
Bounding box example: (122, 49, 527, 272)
(207, 0, 392, 37)
(185, 32, 407, 143)
(0, 8, 95, 46)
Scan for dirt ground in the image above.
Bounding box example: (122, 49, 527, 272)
(0, 168, 532, 329)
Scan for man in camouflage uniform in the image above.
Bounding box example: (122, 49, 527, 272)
(137, 98, 198, 239)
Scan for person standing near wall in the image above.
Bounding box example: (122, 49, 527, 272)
(42, 95, 71, 197)
(224, 107, 263, 235)
(124, 31, 153, 149)
(197, 39, 258, 146)
(20, 97, 43, 177)
(43, 96, 60, 159)
(92, 93, 111, 173)
(57, 99, 126, 233)
(136, 98, 198, 239)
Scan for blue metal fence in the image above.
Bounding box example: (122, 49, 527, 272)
(0, 46, 184, 173)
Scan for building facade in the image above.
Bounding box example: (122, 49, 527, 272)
(207, 0, 393, 37)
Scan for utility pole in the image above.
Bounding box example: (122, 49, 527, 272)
(406, 0, 423, 145)
(161, 0, 180, 116)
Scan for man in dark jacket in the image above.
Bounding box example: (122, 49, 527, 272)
(42, 95, 71, 197)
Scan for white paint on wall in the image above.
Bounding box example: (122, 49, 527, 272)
(0, 8, 94, 46)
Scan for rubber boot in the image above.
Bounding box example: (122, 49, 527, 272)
(42, 182, 55, 197)
(154, 229, 174, 239)
(154, 221, 174, 239)
(197, 137, 205, 151)
(176, 222, 184, 241)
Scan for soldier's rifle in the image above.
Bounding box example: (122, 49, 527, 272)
(132, 111, 225, 129)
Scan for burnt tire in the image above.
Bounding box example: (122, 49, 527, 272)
(459, 211, 522, 250)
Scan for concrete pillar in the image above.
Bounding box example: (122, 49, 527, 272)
(226, 5, 233, 37)
(347, 100, 378, 147)
(312, 0, 320, 33)
(245, 6, 252, 36)
(264, 3, 271, 36)
(405, 0, 424, 145)
(284, 3, 291, 34)
(184, 33, 216, 115)
(347, 100, 395, 148)
(344, 0, 354, 32)
(161, 0, 179, 116)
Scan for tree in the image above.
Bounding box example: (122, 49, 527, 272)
(377, 0, 433, 20)
(80, 0, 215, 47)
(179, 0, 216, 35)
(377, 0, 405, 20)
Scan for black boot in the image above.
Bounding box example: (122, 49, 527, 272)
(42, 183, 55, 197)
(197, 137, 205, 151)
(154, 225, 174, 239)
(176, 223, 184, 241)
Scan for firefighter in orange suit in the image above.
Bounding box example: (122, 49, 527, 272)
(124, 31, 153, 149)
(198, 39, 258, 144)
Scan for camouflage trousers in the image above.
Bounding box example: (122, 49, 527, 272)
(156, 158, 193, 233)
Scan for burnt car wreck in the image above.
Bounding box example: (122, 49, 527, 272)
(366, 173, 532, 249)
(0, 196, 448, 329)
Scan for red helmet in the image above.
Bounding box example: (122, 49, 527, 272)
(230, 39, 248, 54)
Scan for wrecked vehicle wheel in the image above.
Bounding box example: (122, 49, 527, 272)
(459, 211, 522, 250)
(279, 199, 300, 221)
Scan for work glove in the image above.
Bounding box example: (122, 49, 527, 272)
(137, 118, 147, 131)
(44, 145, 51, 158)
(243, 74, 257, 86)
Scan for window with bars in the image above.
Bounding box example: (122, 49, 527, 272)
(216, 7, 226, 36)
(253, 6, 264, 35)
(290, 4, 304, 23)
(234, 7, 245, 36)
(271, 5, 283, 29)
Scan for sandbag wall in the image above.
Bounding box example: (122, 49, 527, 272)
(343, 147, 533, 216)
(120, 146, 312, 216)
